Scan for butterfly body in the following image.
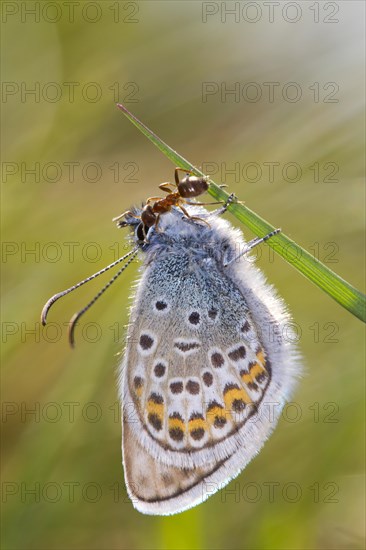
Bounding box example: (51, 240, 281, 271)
(120, 205, 301, 515)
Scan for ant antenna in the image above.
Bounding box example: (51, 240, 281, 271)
(41, 247, 139, 326)
(68, 248, 138, 347)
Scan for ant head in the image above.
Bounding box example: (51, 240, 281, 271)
(116, 207, 150, 245)
(140, 204, 157, 228)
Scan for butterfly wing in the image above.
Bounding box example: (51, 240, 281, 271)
(120, 249, 299, 515)
(122, 413, 227, 515)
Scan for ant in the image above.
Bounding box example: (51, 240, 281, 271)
(113, 168, 222, 236)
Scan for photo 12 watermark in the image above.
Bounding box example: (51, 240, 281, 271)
(201, 160, 340, 184)
(1, 160, 140, 185)
(201, 2, 340, 24)
(201, 81, 339, 104)
(1, 81, 140, 104)
(1, 1, 140, 24)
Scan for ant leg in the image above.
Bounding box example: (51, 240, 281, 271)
(146, 196, 163, 203)
(159, 182, 175, 193)
(179, 205, 211, 227)
(179, 204, 190, 218)
(153, 214, 162, 232)
(186, 200, 223, 206)
(174, 167, 197, 185)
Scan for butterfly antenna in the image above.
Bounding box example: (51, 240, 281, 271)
(68, 248, 139, 348)
(224, 229, 281, 267)
(41, 247, 139, 326)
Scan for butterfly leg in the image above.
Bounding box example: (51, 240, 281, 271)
(244, 229, 281, 252)
(212, 193, 243, 216)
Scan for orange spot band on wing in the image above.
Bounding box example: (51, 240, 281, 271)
(188, 417, 207, 432)
(250, 363, 265, 377)
(168, 416, 185, 431)
(147, 401, 164, 419)
(224, 387, 252, 409)
(241, 372, 254, 385)
(256, 349, 266, 366)
(206, 406, 228, 424)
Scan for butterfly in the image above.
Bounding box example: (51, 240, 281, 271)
(41, 171, 301, 515)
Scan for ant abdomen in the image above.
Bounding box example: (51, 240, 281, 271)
(177, 175, 209, 198)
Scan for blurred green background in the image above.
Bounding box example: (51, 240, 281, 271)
(1, 2, 365, 549)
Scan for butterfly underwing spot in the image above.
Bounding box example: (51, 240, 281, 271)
(140, 334, 153, 349)
(138, 332, 157, 356)
(223, 383, 252, 416)
(168, 412, 185, 442)
(206, 400, 228, 429)
(188, 311, 200, 326)
(169, 380, 184, 395)
(228, 345, 246, 362)
(249, 360, 269, 385)
(209, 349, 226, 369)
(188, 412, 206, 441)
(241, 320, 251, 333)
(174, 339, 201, 356)
(153, 360, 167, 379)
(148, 392, 164, 406)
(202, 371, 213, 387)
(239, 369, 259, 391)
(186, 379, 200, 395)
(243, 349, 269, 389)
(147, 392, 164, 432)
(133, 376, 144, 397)
(154, 299, 170, 313)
